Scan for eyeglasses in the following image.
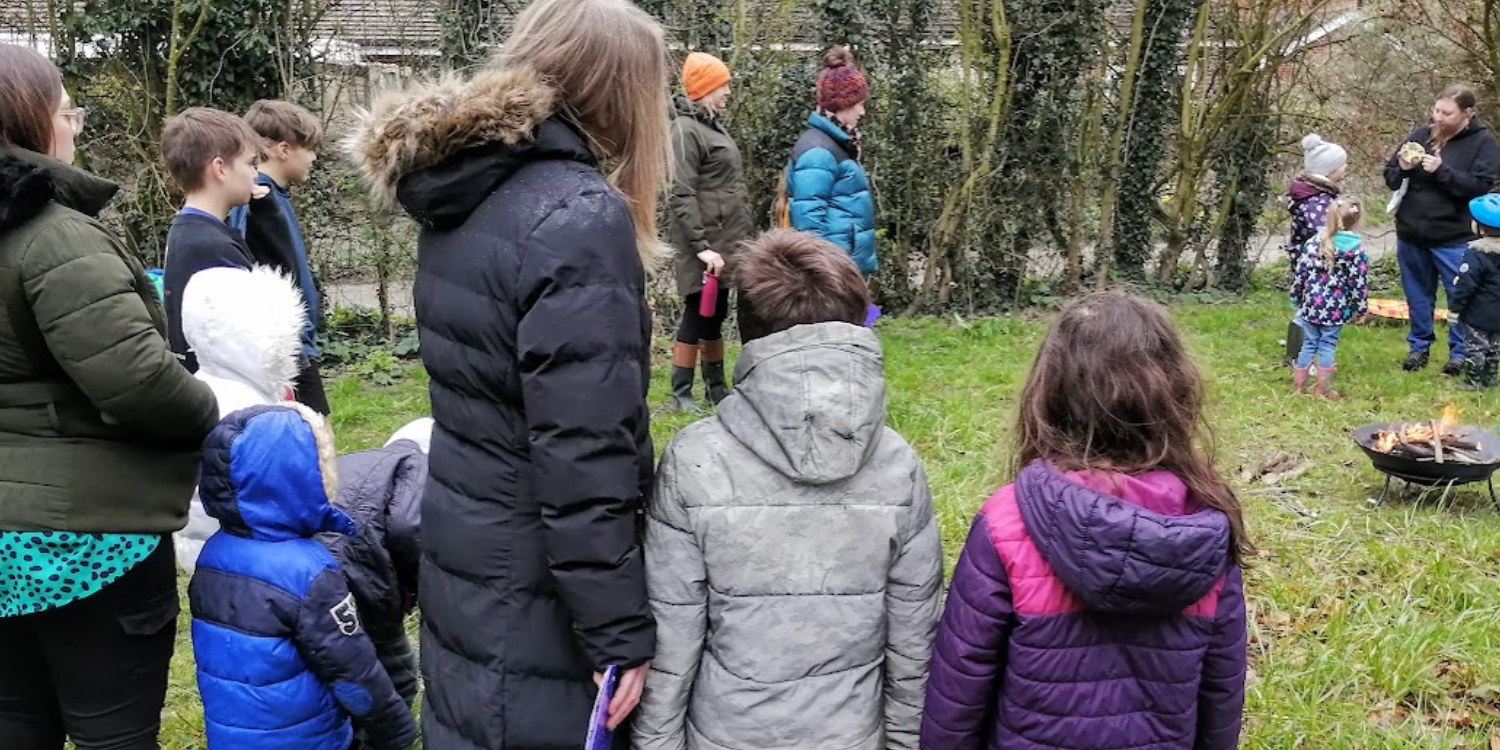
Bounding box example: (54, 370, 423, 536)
(57, 107, 87, 134)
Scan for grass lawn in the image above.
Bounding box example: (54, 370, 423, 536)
(156, 290, 1500, 749)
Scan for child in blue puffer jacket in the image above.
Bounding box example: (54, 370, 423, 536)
(189, 403, 417, 750)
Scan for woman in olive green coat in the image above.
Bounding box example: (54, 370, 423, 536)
(667, 52, 755, 411)
(0, 44, 219, 748)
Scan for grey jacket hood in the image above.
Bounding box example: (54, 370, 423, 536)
(717, 322, 886, 484)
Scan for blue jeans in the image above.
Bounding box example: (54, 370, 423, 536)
(1296, 319, 1343, 369)
(1397, 238, 1468, 358)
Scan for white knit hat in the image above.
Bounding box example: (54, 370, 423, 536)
(1302, 133, 1348, 177)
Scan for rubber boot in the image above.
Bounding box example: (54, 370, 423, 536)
(1314, 366, 1341, 400)
(700, 338, 731, 405)
(670, 342, 700, 411)
(1457, 359, 1499, 391)
(1457, 360, 1483, 391)
(1292, 366, 1310, 394)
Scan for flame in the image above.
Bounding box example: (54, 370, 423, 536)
(1441, 403, 1460, 430)
(1372, 404, 1464, 454)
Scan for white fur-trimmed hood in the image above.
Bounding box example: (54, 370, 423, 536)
(182, 265, 306, 402)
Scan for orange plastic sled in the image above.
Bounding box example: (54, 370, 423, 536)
(1366, 298, 1449, 322)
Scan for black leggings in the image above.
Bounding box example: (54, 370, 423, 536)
(676, 286, 731, 345)
(0, 538, 178, 750)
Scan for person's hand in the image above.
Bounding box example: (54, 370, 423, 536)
(251, 184, 272, 200)
(696, 249, 725, 277)
(1422, 152, 1444, 173)
(595, 662, 650, 731)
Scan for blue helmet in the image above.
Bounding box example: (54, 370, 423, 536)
(1470, 193, 1500, 230)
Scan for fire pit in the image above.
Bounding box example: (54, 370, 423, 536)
(1353, 406, 1500, 506)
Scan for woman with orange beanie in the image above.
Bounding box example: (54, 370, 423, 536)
(667, 51, 753, 411)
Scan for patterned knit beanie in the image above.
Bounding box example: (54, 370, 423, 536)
(817, 46, 869, 113)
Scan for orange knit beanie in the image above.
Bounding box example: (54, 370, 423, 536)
(683, 52, 731, 101)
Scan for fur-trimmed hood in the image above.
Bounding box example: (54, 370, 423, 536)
(346, 66, 600, 229)
(1473, 237, 1500, 254)
(182, 265, 306, 412)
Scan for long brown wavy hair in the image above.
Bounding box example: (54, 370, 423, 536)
(1014, 292, 1252, 564)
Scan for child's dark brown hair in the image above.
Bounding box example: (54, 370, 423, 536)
(1015, 292, 1252, 564)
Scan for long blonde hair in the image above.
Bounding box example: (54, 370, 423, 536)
(492, 0, 670, 258)
(1319, 196, 1362, 267)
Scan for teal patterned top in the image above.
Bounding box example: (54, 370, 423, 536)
(0, 532, 160, 617)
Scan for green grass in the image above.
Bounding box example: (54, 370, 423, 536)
(156, 292, 1500, 749)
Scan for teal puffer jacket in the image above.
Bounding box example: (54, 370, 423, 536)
(787, 113, 877, 273)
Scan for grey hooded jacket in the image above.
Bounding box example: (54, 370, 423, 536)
(634, 322, 944, 750)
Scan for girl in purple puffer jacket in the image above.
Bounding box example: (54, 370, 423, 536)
(920, 292, 1251, 750)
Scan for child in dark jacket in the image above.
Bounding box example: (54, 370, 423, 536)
(229, 100, 330, 414)
(190, 404, 417, 750)
(322, 417, 432, 708)
(161, 108, 278, 372)
(1291, 196, 1367, 398)
(1451, 194, 1500, 390)
(920, 292, 1249, 750)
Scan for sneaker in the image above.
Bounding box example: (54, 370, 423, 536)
(1402, 350, 1430, 371)
(1442, 358, 1466, 377)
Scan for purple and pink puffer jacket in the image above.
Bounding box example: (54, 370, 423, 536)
(920, 460, 1247, 750)
(1286, 176, 1340, 264)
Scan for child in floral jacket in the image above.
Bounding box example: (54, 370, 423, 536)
(1291, 196, 1368, 398)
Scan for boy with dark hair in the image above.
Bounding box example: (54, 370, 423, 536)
(161, 107, 269, 371)
(735, 228, 873, 342)
(1452, 194, 1500, 390)
(230, 100, 330, 413)
(635, 229, 943, 750)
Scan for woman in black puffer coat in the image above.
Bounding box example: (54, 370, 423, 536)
(347, 1, 668, 747)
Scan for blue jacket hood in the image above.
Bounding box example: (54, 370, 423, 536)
(199, 404, 355, 541)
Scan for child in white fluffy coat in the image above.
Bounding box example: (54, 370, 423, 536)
(175, 265, 307, 574)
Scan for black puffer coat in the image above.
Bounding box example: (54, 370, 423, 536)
(1383, 120, 1500, 247)
(320, 436, 427, 708)
(348, 67, 655, 750)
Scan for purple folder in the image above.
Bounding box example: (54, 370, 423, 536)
(585, 665, 618, 750)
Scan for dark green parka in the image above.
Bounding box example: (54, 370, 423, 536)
(0, 147, 218, 532)
(667, 95, 754, 296)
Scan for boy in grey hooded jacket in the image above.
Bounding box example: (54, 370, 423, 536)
(634, 230, 944, 750)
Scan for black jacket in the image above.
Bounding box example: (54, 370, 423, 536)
(1452, 238, 1500, 333)
(163, 212, 254, 371)
(320, 437, 427, 708)
(1384, 120, 1500, 248)
(349, 66, 655, 750)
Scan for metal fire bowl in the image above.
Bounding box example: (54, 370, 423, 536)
(1353, 423, 1500, 486)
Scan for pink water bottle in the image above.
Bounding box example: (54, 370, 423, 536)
(700, 272, 719, 316)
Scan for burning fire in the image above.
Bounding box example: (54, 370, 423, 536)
(1373, 404, 1472, 454)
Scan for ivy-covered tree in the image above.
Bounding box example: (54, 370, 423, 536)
(1109, 0, 1203, 281)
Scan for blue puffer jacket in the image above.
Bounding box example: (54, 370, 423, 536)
(189, 405, 418, 750)
(788, 113, 877, 274)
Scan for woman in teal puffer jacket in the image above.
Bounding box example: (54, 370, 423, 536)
(785, 46, 876, 275)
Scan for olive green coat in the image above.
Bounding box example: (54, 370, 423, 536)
(0, 147, 218, 533)
(668, 95, 754, 296)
